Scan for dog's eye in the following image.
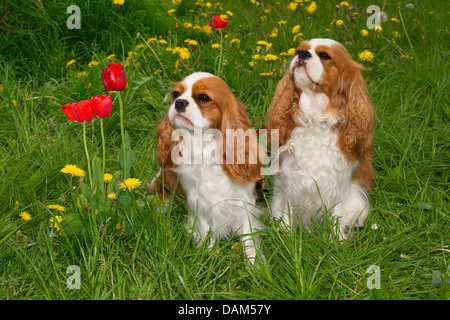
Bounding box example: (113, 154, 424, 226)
(198, 94, 211, 103)
(172, 91, 180, 98)
(318, 52, 331, 60)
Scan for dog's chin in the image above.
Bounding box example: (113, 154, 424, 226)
(293, 66, 321, 90)
(169, 114, 194, 130)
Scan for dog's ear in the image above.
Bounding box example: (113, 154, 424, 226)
(267, 72, 301, 147)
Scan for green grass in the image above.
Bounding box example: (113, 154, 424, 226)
(0, 0, 448, 300)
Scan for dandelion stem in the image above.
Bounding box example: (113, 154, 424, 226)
(83, 121, 93, 189)
(118, 91, 127, 179)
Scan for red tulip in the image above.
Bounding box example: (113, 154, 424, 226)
(101, 63, 127, 91)
(62, 100, 95, 122)
(208, 15, 228, 29)
(91, 95, 113, 118)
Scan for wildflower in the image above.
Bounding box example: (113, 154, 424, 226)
(391, 18, 400, 23)
(168, 9, 176, 15)
(260, 71, 274, 76)
(172, 0, 181, 4)
(50, 215, 63, 233)
(252, 54, 262, 60)
(47, 205, 65, 212)
(278, 20, 287, 26)
(107, 54, 115, 60)
(0, 84, 3, 92)
(264, 54, 278, 61)
(291, 25, 300, 34)
(184, 39, 198, 45)
(182, 22, 192, 28)
(119, 178, 142, 192)
(287, 48, 296, 55)
(335, 20, 344, 26)
(88, 61, 99, 68)
(61, 164, 85, 177)
(77, 71, 87, 78)
(226, 11, 234, 16)
(339, 1, 349, 6)
(208, 15, 228, 29)
(392, 31, 401, 38)
(358, 50, 374, 62)
(248, 61, 255, 67)
(405, 3, 414, 9)
(116, 223, 124, 231)
(201, 25, 212, 34)
(360, 29, 369, 37)
(374, 25, 382, 33)
(371, 224, 378, 230)
(293, 33, 303, 42)
(287, 2, 297, 10)
(269, 28, 278, 38)
(66, 59, 76, 67)
(211, 43, 220, 49)
(400, 54, 414, 60)
(101, 63, 127, 91)
(104, 173, 113, 182)
(230, 38, 241, 46)
(306, 1, 317, 14)
(108, 193, 117, 200)
(113, 0, 125, 4)
(19, 211, 31, 222)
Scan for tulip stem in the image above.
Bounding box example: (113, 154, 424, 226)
(118, 92, 127, 179)
(218, 29, 223, 77)
(83, 121, 93, 190)
(100, 118, 106, 180)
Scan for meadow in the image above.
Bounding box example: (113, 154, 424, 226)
(0, 0, 448, 300)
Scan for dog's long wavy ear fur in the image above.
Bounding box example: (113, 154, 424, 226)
(332, 61, 375, 161)
(267, 72, 301, 147)
(220, 93, 264, 184)
(151, 115, 185, 198)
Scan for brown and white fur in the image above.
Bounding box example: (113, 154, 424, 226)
(151, 72, 265, 263)
(267, 39, 375, 239)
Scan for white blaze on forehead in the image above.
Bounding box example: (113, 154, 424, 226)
(308, 38, 343, 49)
(181, 72, 217, 88)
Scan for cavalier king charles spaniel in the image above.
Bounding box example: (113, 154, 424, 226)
(151, 72, 264, 264)
(267, 38, 375, 239)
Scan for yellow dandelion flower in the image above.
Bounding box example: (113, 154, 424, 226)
(335, 20, 344, 26)
(202, 25, 212, 35)
(360, 29, 369, 37)
(88, 61, 99, 68)
(66, 59, 76, 67)
(19, 211, 31, 222)
(107, 54, 115, 60)
(168, 9, 176, 15)
(108, 193, 117, 200)
(287, 48, 296, 55)
(264, 54, 278, 61)
(278, 20, 287, 26)
(104, 173, 112, 182)
(211, 43, 220, 49)
(119, 178, 142, 192)
(291, 25, 300, 34)
(186, 39, 198, 45)
(374, 25, 382, 32)
(260, 71, 274, 76)
(182, 22, 193, 28)
(306, 1, 317, 14)
(113, 0, 125, 4)
(12, 100, 17, 107)
(0, 84, 3, 92)
(115, 223, 123, 231)
(293, 33, 303, 42)
(391, 18, 400, 23)
(392, 31, 401, 38)
(158, 39, 168, 44)
(230, 39, 241, 46)
(61, 164, 85, 177)
(248, 61, 255, 67)
(47, 204, 65, 212)
(136, 44, 145, 50)
(269, 28, 278, 38)
(358, 50, 374, 62)
(147, 38, 156, 43)
(226, 11, 234, 16)
(50, 215, 63, 232)
(340, 1, 349, 7)
(177, 47, 190, 59)
(287, 2, 298, 10)
(172, 0, 182, 4)
(252, 54, 262, 60)
(77, 71, 87, 78)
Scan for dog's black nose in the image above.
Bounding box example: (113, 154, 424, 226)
(175, 99, 189, 113)
(298, 50, 312, 61)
